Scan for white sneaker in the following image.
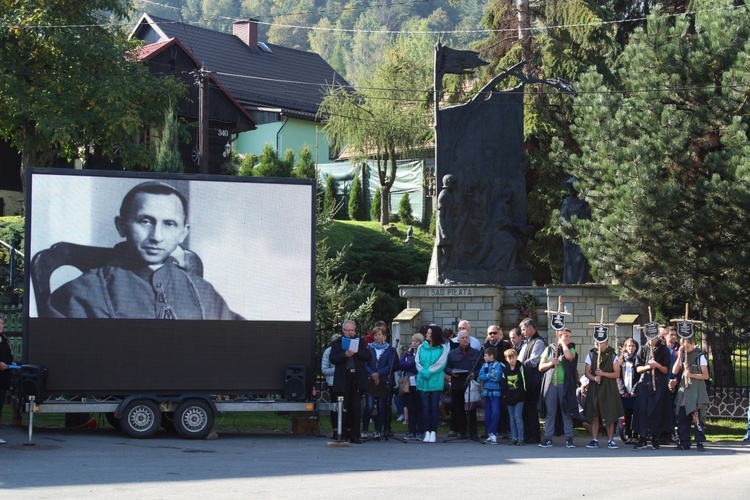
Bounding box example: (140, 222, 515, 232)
(423, 432, 431, 443)
(396, 414, 405, 422)
(429, 431, 437, 443)
(0, 438, 6, 444)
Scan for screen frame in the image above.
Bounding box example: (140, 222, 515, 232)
(23, 168, 316, 395)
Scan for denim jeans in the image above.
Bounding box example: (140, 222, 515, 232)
(362, 394, 387, 432)
(403, 387, 423, 435)
(420, 390, 441, 432)
(484, 395, 500, 435)
(508, 402, 524, 441)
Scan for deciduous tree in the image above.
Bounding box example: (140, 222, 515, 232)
(319, 46, 431, 225)
(0, 0, 182, 188)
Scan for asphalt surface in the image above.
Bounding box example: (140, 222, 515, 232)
(2, 424, 749, 499)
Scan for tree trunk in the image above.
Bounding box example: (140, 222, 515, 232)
(702, 314, 736, 387)
(517, 0, 532, 74)
(381, 185, 390, 225)
(379, 151, 399, 225)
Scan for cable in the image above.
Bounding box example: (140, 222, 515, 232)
(2, 2, 747, 35)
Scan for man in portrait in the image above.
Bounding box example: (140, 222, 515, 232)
(47, 181, 241, 320)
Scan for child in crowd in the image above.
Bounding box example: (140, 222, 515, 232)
(672, 336, 710, 451)
(633, 328, 674, 449)
(398, 332, 424, 440)
(502, 348, 526, 445)
(478, 347, 503, 444)
(618, 337, 640, 444)
(583, 329, 624, 449)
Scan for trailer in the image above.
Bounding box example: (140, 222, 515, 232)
(17, 169, 327, 439)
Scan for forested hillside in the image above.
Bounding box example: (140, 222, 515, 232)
(131, 0, 486, 86)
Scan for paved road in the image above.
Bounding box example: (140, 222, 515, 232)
(2, 425, 749, 499)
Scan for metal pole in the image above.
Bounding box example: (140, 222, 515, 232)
(337, 396, 343, 440)
(198, 65, 210, 174)
(26, 395, 36, 446)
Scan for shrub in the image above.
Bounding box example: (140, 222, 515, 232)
(348, 174, 366, 221)
(397, 193, 413, 224)
(371, 187, 382, 221)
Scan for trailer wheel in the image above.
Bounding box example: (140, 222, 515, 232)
(174, 399, 213, 439)
(120, 399, 161, 438)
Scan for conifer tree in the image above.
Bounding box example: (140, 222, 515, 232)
(323, 174, 341, 219)
(371, 187, 382, 222)
(561, 1, 750, 384)
(348, 174, 366, 221)
(398, 193, 413, 225)
(293, 145, 317, 179)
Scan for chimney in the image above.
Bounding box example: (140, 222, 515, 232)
(233, 18, 258, 51)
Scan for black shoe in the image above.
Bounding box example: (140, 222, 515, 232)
(697, 443, 706, 452)
(634, 439, 649, 450)
(457, 434, 468, 440)
(675, 443, 690, 450)
(651, 441, 661, 450)
(349, 437, 362, 444)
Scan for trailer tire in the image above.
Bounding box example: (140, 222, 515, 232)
(174, 399, 213, 439)
(120, 399, 161, 438)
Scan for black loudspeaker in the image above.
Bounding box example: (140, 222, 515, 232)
(19, 364, 48, 401)
(284, 365, 307, 401)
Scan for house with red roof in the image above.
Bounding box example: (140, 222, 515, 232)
(131, 14, 351, 165)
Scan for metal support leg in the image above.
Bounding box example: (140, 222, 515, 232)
(337, 396, 344, 441)
(25, 395, 36, 446)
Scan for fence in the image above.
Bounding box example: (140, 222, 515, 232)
(701, 322, 750, 418)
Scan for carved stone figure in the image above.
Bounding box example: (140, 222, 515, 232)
(437, 174, 458, 275)
(478, 188, 534, 272)
(561, 179, 592, 284)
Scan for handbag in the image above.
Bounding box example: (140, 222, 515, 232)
(464, 379, 481, 410)
(365, 377, 389, 397)
(398, 376, 410, 396)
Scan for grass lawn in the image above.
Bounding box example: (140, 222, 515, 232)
(2, 409, 747, 443)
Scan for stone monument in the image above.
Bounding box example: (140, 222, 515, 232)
(430, 44, 575, 285)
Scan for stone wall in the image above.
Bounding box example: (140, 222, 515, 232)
(397, 283, 648, 378)
(395, 283, 748, 418)
(705, 387, 749, 419)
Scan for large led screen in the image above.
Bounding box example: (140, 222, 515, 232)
(24, 169, 315, 394)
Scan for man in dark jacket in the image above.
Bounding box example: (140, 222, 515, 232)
(518, 318, 545, 443)
(330, 319, 372, 443)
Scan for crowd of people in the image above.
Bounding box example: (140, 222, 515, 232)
(321, 317, 729, 451)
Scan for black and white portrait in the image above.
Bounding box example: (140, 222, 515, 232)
(28, 172, 313, 322)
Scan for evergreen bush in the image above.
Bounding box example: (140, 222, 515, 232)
(397, 193, 413, 224)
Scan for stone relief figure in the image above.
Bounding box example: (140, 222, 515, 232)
(436, 174, 458, 273)
(561, 179, 592, 284)
(477, 188, 533, 271)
